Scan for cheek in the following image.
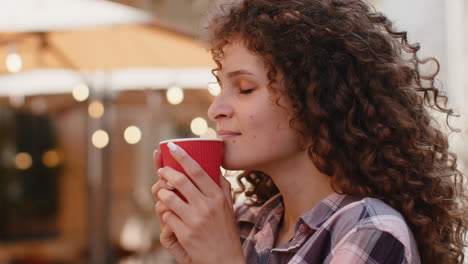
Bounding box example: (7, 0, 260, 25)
(245, 117, 290, 148)
(244, 114, 272, 141)
(222, 118, 301, 170)
(249, 105, 290, 130)
(248, 115, 258, 139)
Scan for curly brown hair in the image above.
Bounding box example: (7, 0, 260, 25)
(203, 0, 467, 263)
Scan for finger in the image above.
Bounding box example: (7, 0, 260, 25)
(160, 225, 176, 247)
(161, 210, 192, 251)
(158, 166, 204, 205)
(166, 142, 218, 197)
(155, 202, 166, 230)
(161, 210, 189, 243)
(159, 224, 174, 243)
(157, 188, 192, 221)
(151, 179, 175, 200)
(219, 176, 234, 208)
(153, 150, 163, 172)
(155, 200, 171, 219)
(159, 225, 192, 264)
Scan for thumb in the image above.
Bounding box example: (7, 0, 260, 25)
(220, 176, 234, 208)
(153, 150, 163, 172)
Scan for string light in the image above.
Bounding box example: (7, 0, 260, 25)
(42, 150, 61, 168)
(166, 86, 184, 105)
(15, 152, 32, 170)
(124, 126, 142, 145)
(120, 216, 149, 252)
(190, 117, 208, 136)
(88, 101, 104, 119)
(208, 82, 221, 96)
(6, 52, 22, 73)
(200, 127, 217, 138)
(72, 83, 90, 102)
(92, 130, 109, 149)
(9, 94, 25, 108)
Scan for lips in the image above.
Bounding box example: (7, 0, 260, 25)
(217, 130, 241, 139)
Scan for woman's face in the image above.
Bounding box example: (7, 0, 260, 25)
(207, 40, 304, 171)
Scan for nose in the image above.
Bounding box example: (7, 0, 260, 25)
(207, 92, 233, 122)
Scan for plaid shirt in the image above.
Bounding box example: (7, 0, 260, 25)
(235, 193, 420, 264)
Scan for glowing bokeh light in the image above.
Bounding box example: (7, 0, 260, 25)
(42, 150, 61, 168)
(6, 53, 22, 73)
(92, 130, 109, 149)
(15, 152, 32, 170)
(88, 101, 105, 119)
(124, 126, 142, 145)
(166, 86, 184, 105)
(208, 82, 221, 96)
(9, 94, 25, 108)
(72, 83, 90, 102)
(190, 117, 208, 136)
(200, 127, 217, 138)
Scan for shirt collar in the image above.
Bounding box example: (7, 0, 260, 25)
(237, 192, 359, 230)
(299, 193, 360, 230)
(237, 193, 283, 228)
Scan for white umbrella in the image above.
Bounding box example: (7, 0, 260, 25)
(0, 0, 214, 95)
(0, 68, 214, 96)
(0, 0, 153, 32)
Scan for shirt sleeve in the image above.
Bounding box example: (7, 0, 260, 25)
(329, 228, 406, 264)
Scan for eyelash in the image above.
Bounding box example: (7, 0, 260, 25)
(239, 88, 254, 94)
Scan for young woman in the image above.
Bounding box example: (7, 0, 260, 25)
(151, 0, 467, 263)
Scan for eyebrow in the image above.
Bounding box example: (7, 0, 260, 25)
(226, 70, 255, 78)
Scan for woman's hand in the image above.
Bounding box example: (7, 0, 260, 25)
(151, 150, 192, 264)
(152, 143, 245, 264)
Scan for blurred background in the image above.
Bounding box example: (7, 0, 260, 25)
(0, 0, 466, 263)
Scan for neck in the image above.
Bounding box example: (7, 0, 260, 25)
(259, 150, 335, 231)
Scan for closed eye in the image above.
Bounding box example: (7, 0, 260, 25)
(239, 88, 254, 94)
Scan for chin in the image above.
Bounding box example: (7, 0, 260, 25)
(221, 161, 243, 171)
(221, 156, 261, 172)
(221, 155, 246, 170)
